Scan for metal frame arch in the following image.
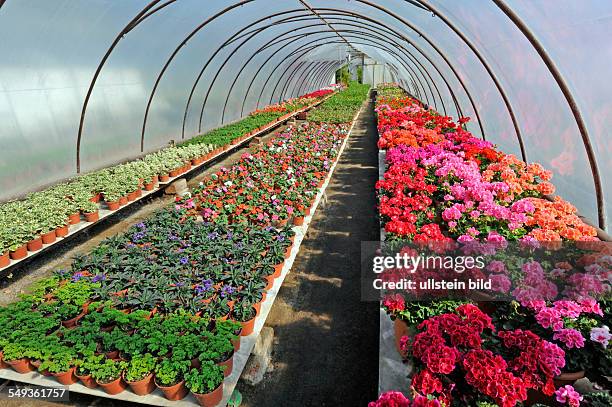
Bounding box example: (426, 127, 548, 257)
(352, 0, 485, 138)
(285, 61, 325, 101)
(492, 0, 605, 228)
(296, 60, 338, 95)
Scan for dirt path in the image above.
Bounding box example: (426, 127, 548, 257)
(237, 96, 380, 406)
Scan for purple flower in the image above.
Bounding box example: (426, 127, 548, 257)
(136, 222, 146, 229)
(207, 231, 219, 240)
(71, 272, 85, 282)
(176, 281, 185, 287)
(167, 234, 179, 241)
(92, 274, 106, 283)
(132, 231, 146, 242)
(226, 232, 233, 239)
(220, 285, 235, 298)
(179, 256, 189, 265)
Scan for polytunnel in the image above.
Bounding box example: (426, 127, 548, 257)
(0, 1, 610, 406)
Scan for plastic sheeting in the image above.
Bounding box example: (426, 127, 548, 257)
(0, 0, 610, 231)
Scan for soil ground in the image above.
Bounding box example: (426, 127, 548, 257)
(0, 96, 381, 407)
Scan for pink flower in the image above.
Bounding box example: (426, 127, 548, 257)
(368, 391, 411, 407)
(553, 300, 582, 318)
(555, 385, 582, 407)
(590, 326, 611, 347)
(578, 297, 603, 316)
(490, 274, 511, 293)
(442, 206, 462, 221)
(486, 260, 506, 274)
(553, 328, 585, 348)
(536, 307, 564, 331)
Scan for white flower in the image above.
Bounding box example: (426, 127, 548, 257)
(590, 326, 611, 348)
(224, 181, 233, 187)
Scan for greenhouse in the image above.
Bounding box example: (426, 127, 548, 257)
(0, 1, 610, 406)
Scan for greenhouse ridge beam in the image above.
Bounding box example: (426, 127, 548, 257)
(297, 0, 356, 51)
(492, 0, 606, 229)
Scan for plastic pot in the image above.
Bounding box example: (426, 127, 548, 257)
(0, 252, 8, 268)
(55, 224, 69, 238)
(160, 174, 170, 182)
(52, 367, 78, 385)
(27, 237, 43, 252)
(155, 379, 188, 401)
(119, 196, 128, 206)
(217, 353, 233, 378)
(76, 372, 97, 389)
(240, 316, 256, 337)
(9, 245, 27, 260)
(6, 358, 34, 374)
(293, 216, 305, 226)
(124, 372, 156, 396)
(41, 231, 56, 244)
(84, 211, 99, 222)
(97, 376, 127, 395)
(0, 352, 9, 369)
(68, 212, 81, 224)
(144, 182, 156, 191)
(106, 201, 120, 211)
(192, 383, 223, 407)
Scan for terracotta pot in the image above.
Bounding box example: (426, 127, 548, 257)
(293, 216, 305, 226)
(169, 169, 181, 177)
(84, 211, 99, 222)
(317, 179, 325, 188)
(254, 301, 261, 315)
(124, 372, 156, 396)
(152, 175, 159, 184)
(97, 376, 127, 395)
(304, 207, 311, 216)
(0, 352, 9, 369)
(231, 337, 241, 352)
(55, 224, 69, 238)
(217, 353, 233, 378)
(554, 370, 585, 387)
(107, 201, 120, 211)
(0, 252, 8, 268)
(156, 379, 188, 401)
(192, 383, 223, 407)
(240, 317, 256, 336)
(284, 244, 293, 259)
(76, 372, 97, 388)
(62, 310, 86, 328)
(264, 274, 275, 290)
(144, 181, 156, 191)
(119, 196, 128, 206)
(160, 174, 170, 182)
(52, 367, 78, 385)
(42, 231, 56, 244)
(90, 193, 102, 203)
(27, 237, 43, 252)
(68, 213, 81, 224)
(273, 261, 285, 278)
(105, 350, 119, 360)
(7, 358, 34, 374)
(127, 190, 138, 201)
(31, 360, 52, 376)
(393, 318, 410, 355)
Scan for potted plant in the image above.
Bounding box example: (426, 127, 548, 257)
(80, 200, 100, 222)
(75, 353, 104, 388)
(154, 358, 190, 400)
(1, 342, 35, 373)
(199, 332, 234, 378)
(232, 302, 257, 337)
(123, 353, 157, 395)
(39, 350, 78, 385)
(91, 359, 127, 395)
(185, 362, 225, 407)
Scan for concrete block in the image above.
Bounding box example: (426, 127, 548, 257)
(240, 326, 274, 386)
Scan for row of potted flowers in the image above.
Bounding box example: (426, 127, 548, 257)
(371, 85, 610, 406)
(0, 84, 370, 405)
(0, 88, 336, 268)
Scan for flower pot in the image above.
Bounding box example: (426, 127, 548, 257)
(264, 274, 275, 290)
(68, 213, 81, 224)
(97, 376, 127, 395)
(240, 317, 256, 336)
(160, 174, 170, 182)
(192, 383, 223, 407)
(554, 370, 585, 387)
(217, 353, 233, 378)
(27, 237, 43, 252)
(55, 224, 69, 238)
(7, 358, 34, 374)
(254, 301, 261, 315)
(76, 372, 97, 388)
(42, 231, 56, 244)
(11, 244, 28, 259)
(169, 169, 181, 178)
(144, 181, 156, 191)
(231, 337, 241, 352)
(119, 196, 128, 206)
(156, 379, 188, 401)
(127, 190, 139, 201)
(107, 201, 120, 211)
(273, 261, 285, 278)
(52, 367, 78, 385)
(317, 179, 325, 188)
(124, 372, 156, 396)
(284, 244, 293, 259)
(84, 211, 99, 222)
(293, 216, 305, 226)
(62, 310, 86, 328)
(90, 193, 102, 203)
(0, 352, 9, 369)
(105, 350, 119, 360)
(393, 318, 410, 355)
(0, 252, 8, 268)
(31, 360, 52, 376)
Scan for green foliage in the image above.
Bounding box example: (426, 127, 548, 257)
(124, 353, 157, 382)
(308, 82, 370, 123)
(90, 359, 127, 383)
(154, 358, 190, 387)
(393, 300, 469, 328)
(185, 362, 224, 394)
